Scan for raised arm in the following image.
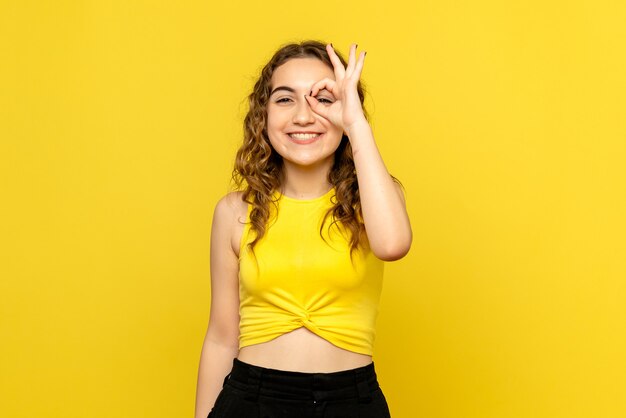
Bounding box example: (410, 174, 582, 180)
(306, 43, 412, 261)
(346, 120, 412, 261)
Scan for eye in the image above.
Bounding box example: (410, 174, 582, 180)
(276, 97, 292, 103)
(317, 97, 334, 104)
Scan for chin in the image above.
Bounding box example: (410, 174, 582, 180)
(281, 152, 336, 167)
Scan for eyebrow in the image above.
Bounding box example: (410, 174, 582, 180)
(270, 86, 295, 96)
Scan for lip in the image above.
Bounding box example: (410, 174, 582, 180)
(287, 132, 324, 145)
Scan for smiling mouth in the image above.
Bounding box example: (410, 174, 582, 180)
(288, 132, 324, 144)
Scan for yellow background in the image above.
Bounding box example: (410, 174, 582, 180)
(1, 1, 625, 417)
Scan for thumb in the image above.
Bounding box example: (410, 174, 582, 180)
(304, 95, 328, 119)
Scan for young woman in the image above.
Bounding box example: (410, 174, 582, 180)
(195, 40, 412, 418)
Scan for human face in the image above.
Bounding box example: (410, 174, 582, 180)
(266, 57, 344, 169)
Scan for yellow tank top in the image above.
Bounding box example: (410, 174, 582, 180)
(238, 187, 385, 356)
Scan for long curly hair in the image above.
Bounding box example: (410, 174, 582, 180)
(231, 39, 400, 260)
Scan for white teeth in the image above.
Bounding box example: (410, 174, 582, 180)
(289, 133, 321, 140)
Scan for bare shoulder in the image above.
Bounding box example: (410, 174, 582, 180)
(214, 190, 247, 219)
(213, 191, 248, 256)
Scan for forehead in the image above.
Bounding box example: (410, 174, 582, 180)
(270, 58, 335, 89)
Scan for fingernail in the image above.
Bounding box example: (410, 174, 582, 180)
(330, 43, 333, 48)
(309, 90, 312, 96)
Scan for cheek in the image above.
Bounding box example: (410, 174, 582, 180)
(266, 115, 288, 138)
(265, 114, 281, 138)
(328, 127, 345, 144)
(265, 126, 286, 152)
(331, 138, 344, 153)
(266, 122, 283, 142)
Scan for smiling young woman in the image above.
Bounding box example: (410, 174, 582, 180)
(194, 40, 412, 418)
(265, 57, 346, 193)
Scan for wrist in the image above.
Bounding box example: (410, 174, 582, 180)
(344, 117, 370, 138)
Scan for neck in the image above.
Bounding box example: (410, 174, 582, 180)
(280, 158, 333, 199)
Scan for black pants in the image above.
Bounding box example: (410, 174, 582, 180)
(208, 357, 391, 418)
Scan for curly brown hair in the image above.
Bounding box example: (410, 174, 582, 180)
(231, 39, 400, 261)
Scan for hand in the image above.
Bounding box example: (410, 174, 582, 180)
(304, 43, 368, 136)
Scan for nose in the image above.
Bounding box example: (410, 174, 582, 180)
(292, 97, 316, 124)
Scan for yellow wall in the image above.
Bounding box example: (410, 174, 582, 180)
(1, 1, 624, 417)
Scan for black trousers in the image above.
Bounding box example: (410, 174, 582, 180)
(208, 357, 391, 418)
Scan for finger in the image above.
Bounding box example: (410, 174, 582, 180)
(326, 43, 346, 80)
(352, 50, 366, 81)
(309, 77, 338, 98)
(304, 94, 330, 119)
(345, 43, 357, 78)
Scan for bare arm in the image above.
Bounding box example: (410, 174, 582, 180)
(306, 43, 412, 261)
(195, 337, 238, 418)
(194, 193, 242, 418)
(348, 119, 412, 261)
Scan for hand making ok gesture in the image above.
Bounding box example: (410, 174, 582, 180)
(304, 43, 368, 136)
